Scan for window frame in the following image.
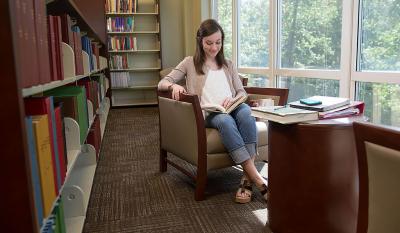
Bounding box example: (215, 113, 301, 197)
(212, 0, 400, 95)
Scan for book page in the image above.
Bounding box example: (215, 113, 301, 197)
(225, 95, 247, 113)
(202, 103, 226, 112)
(202, 95, 247, 113)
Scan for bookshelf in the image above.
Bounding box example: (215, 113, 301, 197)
(106, 0, 162, 106)
(1, 0, 110, 232)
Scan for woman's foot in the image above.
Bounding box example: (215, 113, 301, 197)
(235, 178, 253, 204)
(255, 182, 268, 202)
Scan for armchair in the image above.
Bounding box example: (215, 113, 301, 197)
(353, 122, 400, 233)
(157, 68, 288, 200)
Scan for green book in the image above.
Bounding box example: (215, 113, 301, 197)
(45, 86, 89, 144)
(56, 199, 66, 233)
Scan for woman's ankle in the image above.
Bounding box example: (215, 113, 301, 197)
(254, 178, 267, 189)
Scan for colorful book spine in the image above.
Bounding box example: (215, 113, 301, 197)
(25, 116, 44, 229)
(25, 96, 62, 194)
(32, 115, 57, 217)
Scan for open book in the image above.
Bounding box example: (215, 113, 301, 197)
(202, 95, 247, 114)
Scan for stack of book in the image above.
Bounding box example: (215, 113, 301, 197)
(251, 106, 318, 124)
(289, 96, 365, 120)
(251, 96, 365, 124)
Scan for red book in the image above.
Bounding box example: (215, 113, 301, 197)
(47, 15, 58, 81)
(54, 105, 67, 184)
(54, 16, 65, 80)
(87, 116, 101, 160)
(318, 101, 365, 120)
(91, 42, 100, 69)
(15, 0, 40, 88)
(24, 97, 61, 195)
(92, 81, 99, 110)
(73, 31, 84, 75)
(33, 0, 52, 85)
(59, 14, 74, 45)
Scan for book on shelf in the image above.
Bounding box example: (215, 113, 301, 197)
(54, 104, 67, 184)
(25, 97, 62, 194)
(251, 106, 319, 124)
(289, 96, 350, 112)
(45, 86, 89, 145)
(318, 101, 365, 120)
(34, 0, 52, 85)
(31, 114, 57, 217)
(25, 117, 44, 230)
(15, 0, 40, 88)
(87, 115, 101, 160)
(202, 95, 247, 114)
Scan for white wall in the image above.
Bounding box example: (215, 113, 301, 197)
(160, 0, 211, 69)
(160, 0, 185, 68)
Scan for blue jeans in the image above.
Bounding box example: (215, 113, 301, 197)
(205, 103, 257, 164)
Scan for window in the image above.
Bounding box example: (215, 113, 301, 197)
(356, 82, 400, 126)
(238, 0, 269, 67)
(280, 0, 342, 70)
(278, 76, 339, 102)
(358, 0, 400, 71)
(355, 0, 400, 127)
(214, 0, 400, 127)
(241, 73, 269, 87)
(277, 0, 343, 100)
(215, 0, 233, 60)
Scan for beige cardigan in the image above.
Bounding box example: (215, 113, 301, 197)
(158, 56, 247, 100)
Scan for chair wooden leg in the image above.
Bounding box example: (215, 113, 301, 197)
(195, 166, 207, 201)
(160, 148, 167, 172)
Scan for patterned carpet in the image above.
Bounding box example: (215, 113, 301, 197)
(83, 107, 271, 233)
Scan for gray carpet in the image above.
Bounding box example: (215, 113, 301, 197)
(83, 107, 270, 233)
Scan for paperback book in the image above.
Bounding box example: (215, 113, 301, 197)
(202, 95, 247, 114)
(251, 106, 318, 124)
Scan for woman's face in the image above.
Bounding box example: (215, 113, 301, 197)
(202, 30, 222, 59)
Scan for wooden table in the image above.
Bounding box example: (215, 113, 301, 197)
(267, 117, 365, 233)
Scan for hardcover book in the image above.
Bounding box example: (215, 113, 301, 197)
(202, 95, 247, 114)
(32, 115, 57, 217)
(25, 117, 44, 229)
(45, 86, 89, 144)
(25, 97, 61, 194)
(251, 106, 319, 124)
(289, 96, 350, 112)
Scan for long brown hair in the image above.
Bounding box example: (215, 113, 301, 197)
(193, 19, 227, 75)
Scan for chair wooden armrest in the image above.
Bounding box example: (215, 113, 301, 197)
(244, 86, 289, 106)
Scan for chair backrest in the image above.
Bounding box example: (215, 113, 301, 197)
(157, 91, 206, 166)
(353, 122, 400, 233)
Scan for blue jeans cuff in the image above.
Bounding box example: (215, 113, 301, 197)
(230, 146, 251, 164)
(245, 143, 257, 158)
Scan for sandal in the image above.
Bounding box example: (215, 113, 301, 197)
(235, 178, 253, 204)
(258, 183, 269, 202)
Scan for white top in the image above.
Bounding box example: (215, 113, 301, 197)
(201, 69, 232, 107)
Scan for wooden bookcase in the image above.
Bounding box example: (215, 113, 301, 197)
(0, 0, 110, 232)
(106, 0, 162, 107)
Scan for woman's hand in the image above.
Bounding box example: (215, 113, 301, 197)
(170, 84, 187, 100)
(222, 97, 233, 108)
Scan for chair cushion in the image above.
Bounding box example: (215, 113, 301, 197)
(206, 121, 268, 154)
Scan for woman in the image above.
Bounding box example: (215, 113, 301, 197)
(158, 19, 267, 204)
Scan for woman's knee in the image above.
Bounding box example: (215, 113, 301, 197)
(210, 113, 236, 128)
(235, 104, 253, 120)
